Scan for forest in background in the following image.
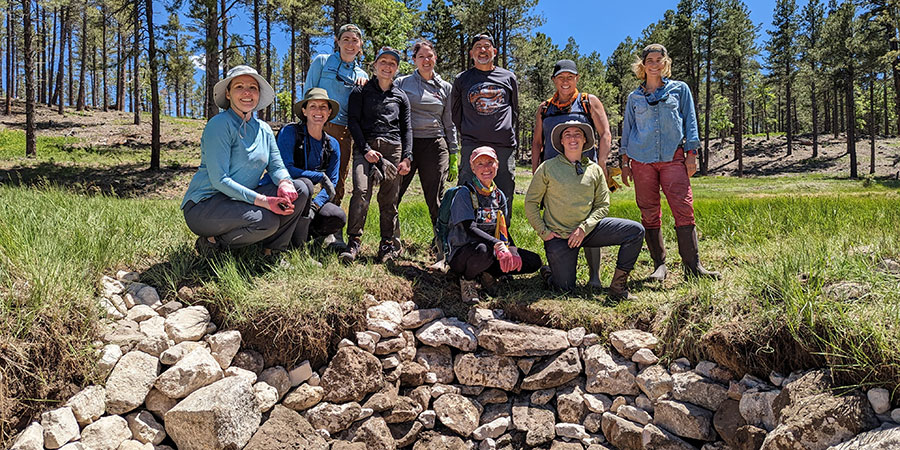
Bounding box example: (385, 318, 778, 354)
(3, 0, 900, 178)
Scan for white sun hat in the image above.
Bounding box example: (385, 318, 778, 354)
(213, 65, 275, 112)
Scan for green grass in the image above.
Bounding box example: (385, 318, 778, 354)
(1, 171, 899, 442)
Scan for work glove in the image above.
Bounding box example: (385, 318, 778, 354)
(495, 242, 515, 273)
(264, 196, 294, 216)
(448, 153, 459, 182)
(508, 246, 523, 272)
(277, 179, 298, 203)
(320, 177, 336, 203)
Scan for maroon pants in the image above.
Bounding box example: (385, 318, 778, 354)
(631, 148, 695, 229)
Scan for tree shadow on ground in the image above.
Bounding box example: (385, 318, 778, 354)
(0, 161, 195, 198)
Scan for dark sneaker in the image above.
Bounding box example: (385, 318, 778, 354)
(377, 240, 399, 263)
(460, 278, 480, 304)
(340, 238, 361, 264)
(480, 272, 498, 296)
(539, 265, 553, 287)
(195, 237, 219, 257)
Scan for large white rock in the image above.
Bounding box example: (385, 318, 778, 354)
(609, 329, 658, 359)
(80, 415, 132, 450)
(159, 341, 207, 365)
(138, 316, 167, 340)
(303, 402, 362, 434)
(101, 275, 126, 297)
(126, 410, 166, 444)
(65, 385, 106, 426)
(154, 347, 224, 399)
(144, 388, 177, 420)
(126, 305, 159, 322)
(207, 330, 242, 369)
(283, 383, 325, 411)
(41, 407, 79, 449)
(320, 347, 384, 403)
(416, 317, 477, 351)
(636, 364, 674, 401)
(826, 423, 900, 450)
(583, 345, 639, 395)
(434, 393, 481, 438)
(475, 319, 569, 356)
(867, 388, 891, 415)
(415, 345, 454, 384)
(105, 351, 160, 415)
(164, 305, 211, 343)
(97, 344, 123, 374)
(10, 422, 43, 450)
(738, 389, 780, 431)
(672, 371, 729, 411)
(473, 417, 510, 441)
(366, 301, 404, 337)
(253, 381, 279, 413)
(401, 308, 444, 329)
(164, 377, 261, 450)
(654, 399, 717, 441)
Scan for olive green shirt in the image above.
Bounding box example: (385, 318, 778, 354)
(524, 154, 610, 240)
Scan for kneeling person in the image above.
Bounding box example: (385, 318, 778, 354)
(525, 121, 644, 298)
(261, 88, 347, 245)
(448, 147, 542, 303)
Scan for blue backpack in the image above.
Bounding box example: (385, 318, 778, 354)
(434, 185, 478, 262)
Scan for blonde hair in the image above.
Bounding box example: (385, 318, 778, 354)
(631, 54, 672, 80)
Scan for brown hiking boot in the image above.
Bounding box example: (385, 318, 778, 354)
(377, 240, 400, 264)
(608, 268, 631, 301)
(340, 237, 361, 264)
(645, 228, 668, 282)
(675, 225, 721, 280)
(460, 278, 480, 304)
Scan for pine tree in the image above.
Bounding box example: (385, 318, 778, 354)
(716, 0, 758, 176)
(767, 0, 797, 156)
(799, 0, 823, 157)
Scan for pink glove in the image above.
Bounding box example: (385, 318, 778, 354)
(495, 243, 514, 273)
(508, 246, 523, 272)
(277, 180, 299, 203)
(265, 196, 294, 216)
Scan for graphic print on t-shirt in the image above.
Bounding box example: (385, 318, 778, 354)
(467, 82, 507, 115)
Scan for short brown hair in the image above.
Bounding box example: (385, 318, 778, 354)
(412, 39, 435, 59)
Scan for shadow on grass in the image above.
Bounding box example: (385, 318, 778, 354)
(0, 162, 195, 198)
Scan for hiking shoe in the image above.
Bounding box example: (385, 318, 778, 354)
(195, 237, 219, 257)
(480, 272, 498, 296)
(460, 278, 480, 304)
(340, 238, 361, 264)
(428, 259, 450, 273)
(377, 240, 400, 263)
(608, 268, 631, 301)
(540, 265, 553, 287)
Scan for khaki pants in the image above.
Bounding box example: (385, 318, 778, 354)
(346, 138, 403, 242)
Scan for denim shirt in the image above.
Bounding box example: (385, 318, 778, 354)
(620, 79, 700, 164)
(304, 53, 368, 127)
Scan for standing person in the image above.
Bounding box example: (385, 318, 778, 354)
(620, 44, 720, 280)
(341, 46, 412, 264)
(304, 23, 368, 247)
(395, 39, 459, 260)
(449, 146, 542, 304)
(525, 121, 644, 297)
(182, 65, 309, 256)
(450, 33, 519, 207)
(529, 59, 613, 288)
(260, 88, 346, 246)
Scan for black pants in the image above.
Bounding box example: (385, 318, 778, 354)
(449, 243, 542, 281)
(398, 137, 450, 226)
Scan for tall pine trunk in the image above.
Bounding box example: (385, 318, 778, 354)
(116, 20, 124, 110)
(132, 1, 139, 125)
(47, 7, 56, 106)
(892, 52, 900, 134)
(204, 0, 218, 119)
(289, 12, 295, 111)
(785, 63, 792, 156)
(91, 41, 97, 109)
(102, 1, 108, 111)
(869, 75, 875, 175)
(883, 73, 889, 136)
(24, 0, 35, 157)
(6, 0, 13, 115)
(845, 73, 857, 179)
(810, 77, 818, 157)
(264, 0, 271, 120)
(76, 6, 87, 111)
(701, 17, 713, 175)
(146, 0, 160, 170)
(56, 6, 67, 114)
(253, 0, 260, 73)
(67, 15, 73, 106)
(220, 0, 227, 76)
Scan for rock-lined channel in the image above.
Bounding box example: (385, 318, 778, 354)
(10, 271, 900, 450)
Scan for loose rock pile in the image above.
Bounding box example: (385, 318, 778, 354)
(10, 271, 900, 450)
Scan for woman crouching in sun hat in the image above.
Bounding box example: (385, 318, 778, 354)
(181, 65, 312, 257)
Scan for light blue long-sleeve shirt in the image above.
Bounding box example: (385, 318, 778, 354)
(304, 53, 368, 127)
(620, 79, 700, 164)
(181, 109, 290, 209)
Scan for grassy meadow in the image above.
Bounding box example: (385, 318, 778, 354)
(1, 124, 899, 440)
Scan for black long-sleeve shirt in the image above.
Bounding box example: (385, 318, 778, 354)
(347, 78, 413, 162)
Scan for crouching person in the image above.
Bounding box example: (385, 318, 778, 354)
(448, 146, 542, 304)
(525, 121, 644, 299)
(261, 88, 347, 246)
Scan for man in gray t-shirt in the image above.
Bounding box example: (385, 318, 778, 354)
(450, 33, 519, 207)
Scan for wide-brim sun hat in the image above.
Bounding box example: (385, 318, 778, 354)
(213, 65, 275, 112)
(551, 120, 596, 153)
(293, 88, 340, 121)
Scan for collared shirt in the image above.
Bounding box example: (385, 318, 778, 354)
(394, 70, 459, 154)
(259, 122, 340, 208)
(620, 79, 700, 164)
(348, 78, 413, 162)
(450, 66, 519, 148)
(181, 109, 290, 208)
(524, 154, 609, 240)
(304, 52, 368, 127)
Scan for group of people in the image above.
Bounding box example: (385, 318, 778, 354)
(180, 22, 720, 303)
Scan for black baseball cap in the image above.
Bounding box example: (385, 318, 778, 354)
(471, 33, 494, 47)
(552, 59, 578, 77)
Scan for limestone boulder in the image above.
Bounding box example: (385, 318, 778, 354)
(601, 412, 643, 450)
(583, 345, 638, 396)
(164, 377, 261, 450)
(303, 402, 362, 434)
(244, 405, 328, 450)
(412, 431, 467, 450)
(714, 398, 747, 447)
(253, 381, 279, 413)
(521, 348, 582, 390)
(105, 351, 160, 415)
(144, 389, 177, 420)
(434, 393, 481, 437)
(342, 415, 396, 450)
(40, 407, 79, 449)
(97, 344, 123, 374)
(609, 329, 658, 359)
(154, 347, 224, 399)
(164, 305, 211, 343)
(125, 410, 166, 445)
(556, 383, 587, 424)
(159, 341, 207, 365)
(321, 346, 384, 403)
(672, 371, 729, 411)
(473, 417, 509, 441)
(826, 423, 900, 450)
(739, 389, 780, 431)
(283, 383, 325, 411)
(512, 404, 556, 447)
(65, 385, 105, 426)
(10, 422, 43, 450)
(384, 396, 424, 424)
(654, 398, 717, 442)
(416, 318, 477, 351)
(80, 415, 132, 450)
(258, 366, 291, 400)
(475, 320, 569, 356)
(232, 349, 265, 374)
(401, 308, 444, 329)
(367, 301, 404, 337)
(642, 423, 696, 450)
(207, 330, 242, 369)
(636, 364, 674, 401)
(415, 345, 454, 384)
(453, 353, 519, 390)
